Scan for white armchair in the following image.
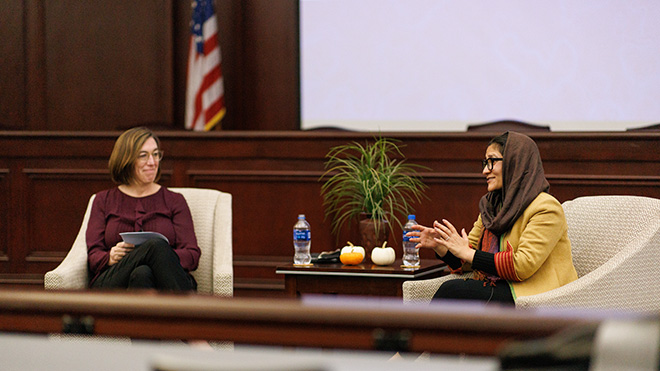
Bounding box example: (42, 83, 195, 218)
(403, 195, 660, 313)
(44, 187, 233, 297)
(516, 195, 660, 313)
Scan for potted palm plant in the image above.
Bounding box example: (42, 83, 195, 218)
(320, 137, 428, 252)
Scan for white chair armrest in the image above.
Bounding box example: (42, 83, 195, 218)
(403, 272, 473, 304)
(213, 272, 233, 297)
(44, 238, 89, 290)
(212, 191, 233, 297)
(44, 195, 94, 290)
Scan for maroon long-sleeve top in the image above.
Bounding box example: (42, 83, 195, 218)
(86, 187, 201, 285)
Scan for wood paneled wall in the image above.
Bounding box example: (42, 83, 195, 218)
(0, 0, 299, 132)
(1, 131, 659, 296)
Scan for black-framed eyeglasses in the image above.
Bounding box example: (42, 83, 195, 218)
(481, 157, 503, 171)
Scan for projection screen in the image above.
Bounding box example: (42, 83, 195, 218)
(300, 0, 660, 131)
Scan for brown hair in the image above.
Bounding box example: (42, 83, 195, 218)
(108, 127, 161, 185)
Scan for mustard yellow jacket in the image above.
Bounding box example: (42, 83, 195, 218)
(467, 192, 578, 299)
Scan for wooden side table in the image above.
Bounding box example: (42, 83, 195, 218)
(276, 259, 448, 298)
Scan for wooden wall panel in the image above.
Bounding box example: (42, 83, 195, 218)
(191, 171, 326, 255)
(549, 176, 660, 204)
(24, 0, 47, 129)
(2, 0, 299, 131)
(234, 0, 300, 130)
(0, 0, 26, 129)
(0, 168, 9, 266)
(43, 0, 174, 131)
(1, 131, 659, 296)
(22, 169, 111, 272)
(190, 171, 328, 294)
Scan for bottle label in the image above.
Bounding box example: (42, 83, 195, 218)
(403, 231, 411, 242)
(294, 229, 310, 241)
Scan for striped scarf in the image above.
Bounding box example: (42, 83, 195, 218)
(473, 229, 502, 285)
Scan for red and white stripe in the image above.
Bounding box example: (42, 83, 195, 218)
(494, 241, 521, 281)
(185, 12, 226, 131)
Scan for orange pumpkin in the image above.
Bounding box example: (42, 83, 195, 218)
(340, 251, 364, 265)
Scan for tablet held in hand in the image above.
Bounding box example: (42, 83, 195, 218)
(119, 232, 170, 245)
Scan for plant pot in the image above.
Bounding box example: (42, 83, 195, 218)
(358, 214, 389, 254)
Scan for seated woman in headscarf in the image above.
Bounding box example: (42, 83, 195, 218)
(408, 131, 578, 304)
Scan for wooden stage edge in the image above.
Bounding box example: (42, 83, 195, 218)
(0, 289, 641, 356)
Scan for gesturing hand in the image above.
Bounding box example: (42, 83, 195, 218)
(433, 219, 474, 262)
(108, 241, 135, 266)
(406, 223, 448, 257)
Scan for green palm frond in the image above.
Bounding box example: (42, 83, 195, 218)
(319, 137, 429, 238)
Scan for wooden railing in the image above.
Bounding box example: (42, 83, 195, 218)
(0, 289, 613, 355)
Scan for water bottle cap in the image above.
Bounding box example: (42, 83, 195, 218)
(408, 215, 415, 219)
(298, 214, 305, 219)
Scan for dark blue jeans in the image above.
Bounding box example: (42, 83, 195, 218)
(92, 238, 196, 292)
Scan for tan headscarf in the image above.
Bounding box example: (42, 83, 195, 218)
(478, 131, 550, 236)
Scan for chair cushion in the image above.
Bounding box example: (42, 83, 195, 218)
(563, 195, 660, 277)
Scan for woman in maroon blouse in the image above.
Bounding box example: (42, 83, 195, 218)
(87, 127, 200, 291)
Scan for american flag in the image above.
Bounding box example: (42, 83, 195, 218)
(185, 0, 226, 131)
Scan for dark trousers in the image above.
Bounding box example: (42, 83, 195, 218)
(433, 278, 514, 304)
(92, 238, 196, 292)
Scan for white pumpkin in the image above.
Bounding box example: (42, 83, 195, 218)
(371, 241, 396, 265)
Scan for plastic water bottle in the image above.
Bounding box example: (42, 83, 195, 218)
(293, 214, 312, 266)
(402, 214, 420, 267)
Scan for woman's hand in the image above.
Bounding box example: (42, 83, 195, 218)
(406, 224, 448, 257)
(433, 219, 475, 263)
(108, 242, 135, 266)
